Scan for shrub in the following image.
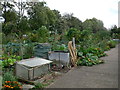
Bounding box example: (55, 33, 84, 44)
(31, 83, 44, 89)
(52, 44, 67, 51)
(67, 28, 81, 43)
(22, 43, 34, 59)
(107, 40, 116, 48)
(2, 71, 22, 89)
(37, 26, 50, 43)
(78, 47, 106, 58)
(2, 71, 17, 83)
(1, 55, 22, 68)
(77, 47, 105, 66)
(77, 52, 104, 66)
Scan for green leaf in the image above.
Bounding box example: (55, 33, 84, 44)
(78, 52, 83, 57)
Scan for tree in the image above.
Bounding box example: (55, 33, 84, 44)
(27, 2, 56, 30)
(1, 2, 19, 35)
(17, 16, 31, 34)
(83, 18, 106, 33)
(110, 25, 120, 39)
(51, 10, 69, 35)
(63, 13, 83, 30)
(2, 10, 18, 23)
(1, 2, 17, 23)
(96, 30, 111, 40)
(67, 28, 81, 43)
(37, 26, 50, 43)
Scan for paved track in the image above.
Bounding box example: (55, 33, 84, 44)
(48, 44, 119, 88)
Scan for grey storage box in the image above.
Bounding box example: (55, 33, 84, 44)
(48, 51, 70, 66)
(15, 57, 52, 80)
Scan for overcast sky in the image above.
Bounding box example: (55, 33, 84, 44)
(44, 0, 119, 29)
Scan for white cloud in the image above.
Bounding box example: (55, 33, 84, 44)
(44, 0, 119, 29)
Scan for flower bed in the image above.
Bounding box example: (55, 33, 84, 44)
(3, 81, 22, 89)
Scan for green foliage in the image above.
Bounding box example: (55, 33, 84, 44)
(67, 28, 81, 43)
(2, 71, 22, 89)
(2, 71, 17, 83)
(63, 13, 83, 30)
(22, 43, 34, 59)
(96, 30, 111, 40)
(83, 17, 106, 33)
(78, 30, 95, 48)
(18, 17, 31, 33)
(28, 2, 56, 30)
(77, 47, 106, 66)
(0, 33, 3, 44)
(110, 25, 120, 39)
(32, 83, 44, 89)
(27, 31, 38, 42)
(1, 55, 22, 67)
(107, 40, 117, 48)
(2, 22, 17, 35)
(37, 26, 50, 43)
(1, 2, 117, 69)
(87, 48, 106, 57)
(26, 26, 50, 43)
(52, 44, 67, 51)
(3, 10, 18, 23)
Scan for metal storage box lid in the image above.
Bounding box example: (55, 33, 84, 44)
(17, 57, 52, 68)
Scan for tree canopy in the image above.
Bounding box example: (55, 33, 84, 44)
(1, 1, 118, 44)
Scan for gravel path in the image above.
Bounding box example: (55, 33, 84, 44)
(47, 44, 119, 88)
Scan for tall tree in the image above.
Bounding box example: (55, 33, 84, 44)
(27, 2, 56, 30)
(83, 18, 106, 33)
(2, 2, 16, 23)
(51, 10, 68, 34)
(63, 13, 83, 30)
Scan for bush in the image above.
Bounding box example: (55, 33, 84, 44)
(52, 44, 67, 51)
(67, 28, 81, 43)
(2, 72, 22, 89)
(78, 47, 106, 58)
(107, 40, 116, 48)
(77, 47, 105, 66)
(2, 71, 17, 83)
(22, 43, 34, 59)
(31, 83, 44, 89)
(1, 55, 22, 68)
(37, 26, 50, 43)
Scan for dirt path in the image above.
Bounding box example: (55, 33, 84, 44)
(47, 44, 119, 88)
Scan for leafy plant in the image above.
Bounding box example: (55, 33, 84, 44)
(77, 47, 105, 66)
(22, 43, 34, 59)
(1, 55, 22, 68)
(67, 28, 81, 43)
(2, 71, 17, 83)
(77, 53, 104, 66)
(52, 44, 68, 51)
(2, 71, 22, 89)
(31, 83, 44, 89)
(107, 40, 117, 48)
